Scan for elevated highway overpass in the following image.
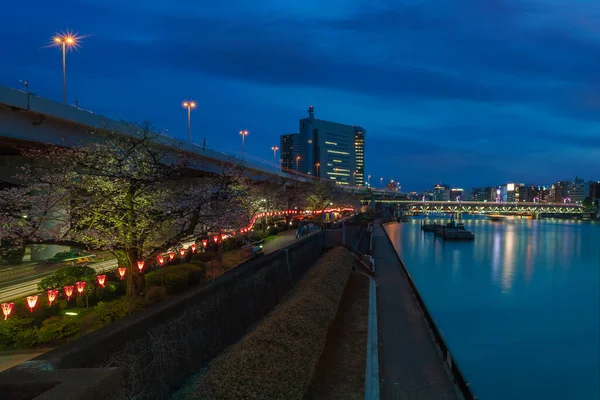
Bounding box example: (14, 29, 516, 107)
(0, 85, 405, 201)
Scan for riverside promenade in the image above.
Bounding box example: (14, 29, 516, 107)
(372, 222, 460, 399)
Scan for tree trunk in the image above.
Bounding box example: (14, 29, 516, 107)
(125, 248, 145, 297)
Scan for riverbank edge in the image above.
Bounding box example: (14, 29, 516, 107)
(380, 222, 478, 400)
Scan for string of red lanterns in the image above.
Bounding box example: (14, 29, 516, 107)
(47, 290, 59, 305)
(0, 207, 353, 320)
(64, 285, 74, 301)
(2, 303, 13, 320)
(96, 274, 106, 288)
(26, 296, 38, 312)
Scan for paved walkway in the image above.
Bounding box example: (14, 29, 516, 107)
(372, 223, 459, 400)
(262, 230, 298, 255)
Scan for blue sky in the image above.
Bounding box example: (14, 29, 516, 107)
(1, 0, 599, 191)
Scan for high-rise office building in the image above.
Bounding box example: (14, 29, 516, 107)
(354, 128, 365, 186)
(433, 184, 450, 201)
(517, 185, 542, 202)
(450, 188, 464, 201)
(298, 106, 365, 186)
(471, 187, 496, 202)
(280, 133, 300, 171)
(568, 176, 585, 203)
(551, 181, 570, 202)
(590, 181, 600, 199)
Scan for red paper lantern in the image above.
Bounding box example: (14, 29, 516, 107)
(213, 236, 218, 243)
(47, 290, 59, 305)
(118, 267, 126, 280)
(168, 251, 175, 261)
(96, 274, 106, 288)
(179, 247, 186, 257)
(201, 239, 208, 248)
(137, 260, 145, 272)
(190, 243, 196, 252)
(157, 254, 165, 266)
(64, 285, 74, 301)
(1, 303, 13, 320)
(75, 281, 86, 295)
(26, 295, 38, 312)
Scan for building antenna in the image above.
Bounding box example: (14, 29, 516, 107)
(308, 105, 314, 119)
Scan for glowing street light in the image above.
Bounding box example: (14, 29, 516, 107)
(239, 130, 249, 159)
(380, 177, 383, 187)
(271, 146, 279, 165)
(296, 155, 300, 171)
(315, 162, 320, 177)
(51, 31, 82, 104)
(368, 175, 371, 186)
(182, 101, 196, 143)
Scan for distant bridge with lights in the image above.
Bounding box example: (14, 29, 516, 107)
(386, 201, 586, 215)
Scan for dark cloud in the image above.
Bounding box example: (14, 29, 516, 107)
(1, 0, 599, 190)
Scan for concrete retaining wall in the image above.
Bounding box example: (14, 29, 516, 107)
(0, 232, 325, 399)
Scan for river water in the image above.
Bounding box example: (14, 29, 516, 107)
(385, 217, 600, 400)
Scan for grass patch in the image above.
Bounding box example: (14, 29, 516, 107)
(305, 271, 370, 399)
(180, 247, 355, 400)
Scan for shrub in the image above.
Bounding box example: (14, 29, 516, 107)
(0, 317, 34, 350)
(93, 298, 133, 326)
(15, 328, 40, 348)
(146, 263, 205, 294)
(37, 316, 81, 345)
(38, 265, 96, 292)
(0, 243, 25, 265)
(192, 252, 214, 263)
(186, 247, 354, 399)
(145, 286, 168, 305)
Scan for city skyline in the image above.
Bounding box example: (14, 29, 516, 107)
(1, 0, 599, 191)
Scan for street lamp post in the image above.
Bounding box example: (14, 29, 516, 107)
(182, 101, 196, 143)
(353, 171, 357, 186)
(380, 177, 383, 187)
(315, 162, 320, 177)
(296, 155, 300, 172)
(368, 174, 371, 187)
(271, 146, 279, 165)
(51, 32, 81, 104)
(239, 130, 249, 159)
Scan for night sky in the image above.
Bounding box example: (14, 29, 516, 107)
(1, 0, 599, 191)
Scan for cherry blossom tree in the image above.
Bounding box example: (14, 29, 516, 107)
(0, 122, 245, 295)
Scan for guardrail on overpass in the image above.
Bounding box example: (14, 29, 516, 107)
(0, 85, 406, 198)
